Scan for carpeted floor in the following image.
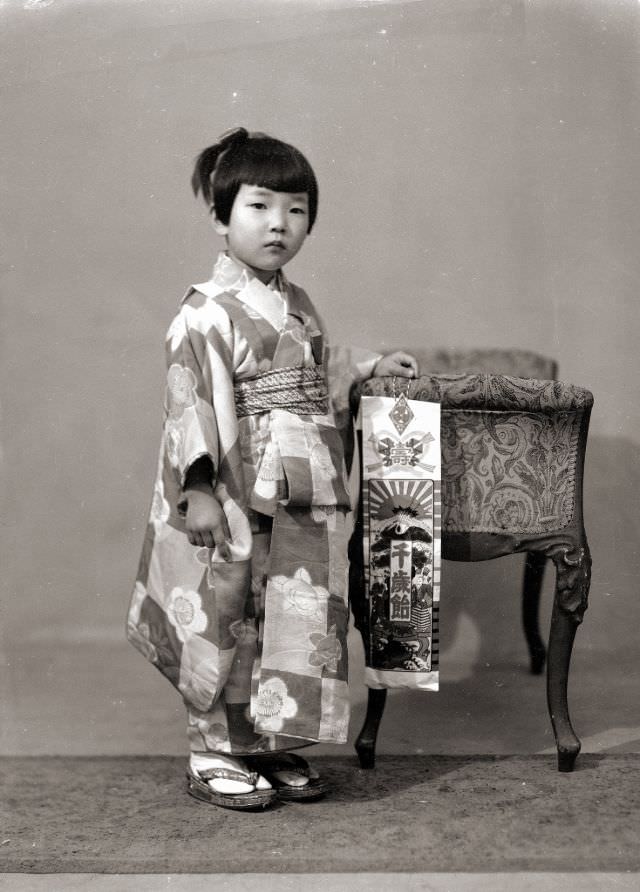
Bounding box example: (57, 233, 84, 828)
(1, 755, 639, 874)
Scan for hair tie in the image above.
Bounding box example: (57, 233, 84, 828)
(191, 128, 251, 200)
(218, 127, 250, 154)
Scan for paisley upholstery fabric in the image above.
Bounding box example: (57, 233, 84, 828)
(362, 374, 592, 413)
(439, 409, 580, 533)
(357, 374, 593, 536)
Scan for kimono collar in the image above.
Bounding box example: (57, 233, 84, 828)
(192, 252, 299, 332)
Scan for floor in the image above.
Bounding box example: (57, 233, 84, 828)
(5, 754, 638, 874)
(2, 557, 640, 888)
(1, 874, 638, 892)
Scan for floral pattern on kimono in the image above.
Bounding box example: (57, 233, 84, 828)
(128, 252, 379, 754)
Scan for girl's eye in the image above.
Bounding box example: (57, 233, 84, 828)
(290, 207, 307, 215)
(249, 202, 267, 209)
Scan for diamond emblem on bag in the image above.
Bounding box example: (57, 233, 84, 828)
(389, 394, 414, 434)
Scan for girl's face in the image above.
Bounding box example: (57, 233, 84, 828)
(214, 183, 310, 284)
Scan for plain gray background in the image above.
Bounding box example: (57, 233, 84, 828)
(1, 0, 639, 758)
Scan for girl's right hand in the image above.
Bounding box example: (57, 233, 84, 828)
(184, 489, 232, 560)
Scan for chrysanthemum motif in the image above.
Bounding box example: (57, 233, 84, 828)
(166, 364, 198, 419)
(255, 678, 298, 731)
(166, 587, 208, 642)
(308, 625, 342, 672)
(273, 568, 327, 621)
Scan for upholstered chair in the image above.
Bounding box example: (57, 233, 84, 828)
(408, 349, 559, 676)
(349, 367, 593, 772)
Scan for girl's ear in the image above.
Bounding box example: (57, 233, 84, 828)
(211, 208, 229, 236)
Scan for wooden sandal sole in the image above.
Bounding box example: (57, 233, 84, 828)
(186, 771, 277, 810)
(273, 777, 328, 801)
(245, 754, 328, 801)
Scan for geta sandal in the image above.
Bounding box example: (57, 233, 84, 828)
(246, 753, 328, 801)
(186, 766, 277, 810)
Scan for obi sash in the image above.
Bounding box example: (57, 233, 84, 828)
(234, 365, 329, 417)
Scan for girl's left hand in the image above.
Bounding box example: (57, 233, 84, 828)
(374, 351, 420, 379)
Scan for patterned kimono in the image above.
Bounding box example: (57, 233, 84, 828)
(127, 253, 379, 755)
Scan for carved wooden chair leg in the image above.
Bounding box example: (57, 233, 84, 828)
(355, 688, 388, 769)
(547, 604, 580, 772)
(546, 541, 591, 772)
(522, 552, 548, 674)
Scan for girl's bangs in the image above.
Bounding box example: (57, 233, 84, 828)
(241, 149, 316, 195)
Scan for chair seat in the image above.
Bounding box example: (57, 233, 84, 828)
(359, 373, 593, 536)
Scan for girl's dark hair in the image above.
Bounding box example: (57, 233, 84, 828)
(192, 128, 318, 232)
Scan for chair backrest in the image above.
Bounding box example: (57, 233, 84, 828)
(407, 347, 558, 380)
(356, 373, 593, 536)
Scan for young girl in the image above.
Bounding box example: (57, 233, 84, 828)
(127, 127, 418, 810)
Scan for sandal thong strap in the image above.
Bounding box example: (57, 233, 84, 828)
(195, 767, 259, 785)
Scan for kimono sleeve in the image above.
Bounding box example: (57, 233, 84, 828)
(297, 291, 382, 420)
(322, 324, 380, 430)
(163, 301, 228, 498)
(326, 344, 381, 415)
